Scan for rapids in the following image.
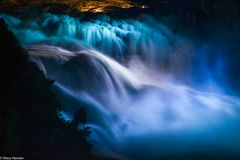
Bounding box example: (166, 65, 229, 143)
(1, 13, 240, 159)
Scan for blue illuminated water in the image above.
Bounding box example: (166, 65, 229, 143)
(1, 13, 240, 159)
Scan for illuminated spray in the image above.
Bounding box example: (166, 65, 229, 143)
(1, 13, 240, 159)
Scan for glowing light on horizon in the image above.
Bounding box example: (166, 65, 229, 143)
(0, 0, 148, 13)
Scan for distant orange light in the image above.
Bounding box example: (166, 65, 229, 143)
(0, 0, 148, 13)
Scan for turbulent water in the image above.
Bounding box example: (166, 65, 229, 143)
(1, 13, 240, 159)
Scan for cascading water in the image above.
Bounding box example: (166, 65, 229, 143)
(1, 13, 240, 159)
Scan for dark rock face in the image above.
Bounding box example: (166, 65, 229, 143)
(0, 19, 93, 159)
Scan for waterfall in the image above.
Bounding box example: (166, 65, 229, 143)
(1, 13, 240, 159)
